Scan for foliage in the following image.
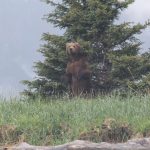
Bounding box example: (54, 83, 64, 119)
(1, 94, 150, 145)
(22, 35, 68, 97)
(22, 0, 150, 96)
(111, 51, 150, 92)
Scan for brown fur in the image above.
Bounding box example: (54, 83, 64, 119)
(65, 42, 91, 96)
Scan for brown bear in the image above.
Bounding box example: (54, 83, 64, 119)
(65, 42, 91, 96)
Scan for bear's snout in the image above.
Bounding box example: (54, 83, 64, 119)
(69, 48, 73, 51)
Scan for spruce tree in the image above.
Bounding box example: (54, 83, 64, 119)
(22, 0, 150, 97)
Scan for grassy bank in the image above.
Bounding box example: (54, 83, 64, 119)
(0, 94, 150, 146)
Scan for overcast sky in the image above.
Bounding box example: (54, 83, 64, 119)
(0, 0, 150, 97)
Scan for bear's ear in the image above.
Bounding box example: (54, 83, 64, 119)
(66, 43, 69, 50)
(66, 43, 70, 54)
(75, 42, 81, 49)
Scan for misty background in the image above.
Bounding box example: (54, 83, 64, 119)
(0, 0, 150, 97)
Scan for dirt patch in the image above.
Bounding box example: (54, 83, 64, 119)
(79, 128, 100, 143)
(79, 118, 133, 143)
(0, 125, 23, 146)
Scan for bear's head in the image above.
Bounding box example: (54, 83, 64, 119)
(66, 42, 81, 57)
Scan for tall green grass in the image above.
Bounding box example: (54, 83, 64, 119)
(0, 94, 150, 145)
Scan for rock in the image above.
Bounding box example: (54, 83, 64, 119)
(3, 138, 150, 150)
